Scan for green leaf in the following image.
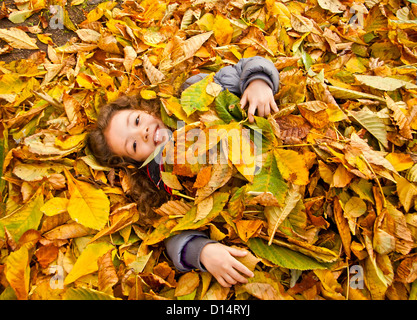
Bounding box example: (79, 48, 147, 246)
(246, 152, 288, 206)
(8, 10, 34, 24)
(349, 109, 388, 148)
(354, 74, 417, 91)
(328, 85, 386, 102)
(171, 192, 229, 232)
(139, 139, 169, 169)
(64, 287, 120, 300)
(264, 183, 302, 245)
(247, 238, 330, 270)
(180, 73, 216, 116)
(0, 188, 44, 242)
(214, 90, 243, 123)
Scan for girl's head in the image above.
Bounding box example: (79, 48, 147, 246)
(87, 95, 170, 215)
(87, 95, 169, 165)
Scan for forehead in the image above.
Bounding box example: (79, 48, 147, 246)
(104, 109, 132, 156)
(107, 109, 131, 134)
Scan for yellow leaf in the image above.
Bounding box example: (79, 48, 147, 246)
(160, 171, 183, 190)
(37, 34, 54, 45)
(385, 153, 414, 172)
(274, 149, 309, 185)
(64, 241, 114, 285)
(55, 132, 87, 150)
(5, 246, 31, 300)
(226, 125, 256, 182)
(194, 195, 214, 222)
(140, 89, 157, 100)
(395, 175, 417, 212)
(196, 13, 215, 31)
(88, 203, 139, 243)
(333, 164, 354, 188)
(213, 15, 233, 46)
(160, 96, 199, 124)
(123, 45, 137, 73)
(75, 29, 101, 43)
(0, 27, 38, 49)
(41, 197, 69, 216)
(64, 168, 110, 230)
(314, 269, 345, 300)
(317, 0, 345, 13)
(267, 1, 291, 28)
(291, 14, 313, 33)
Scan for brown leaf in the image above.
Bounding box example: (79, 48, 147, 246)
(89, 203, 140, 243)
(275, 115, 311, 144)
(35, 245, 59, 268)
(43, 222, 94, 240)
(333, 198, 351, 258)
(98, 249, 118, 294)
(143, 54, 166, 84)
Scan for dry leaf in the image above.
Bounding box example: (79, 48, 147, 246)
(0, 27, 38, 49)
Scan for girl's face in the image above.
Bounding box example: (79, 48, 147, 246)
(104, 109, 169, 162)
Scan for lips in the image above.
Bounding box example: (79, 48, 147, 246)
(153, 125, 162, 146)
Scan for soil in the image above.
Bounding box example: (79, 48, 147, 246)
(0, 0, 119, 63)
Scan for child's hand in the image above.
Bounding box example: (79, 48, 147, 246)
(240, 79, 279, 123)
(200, 243, 254, 287)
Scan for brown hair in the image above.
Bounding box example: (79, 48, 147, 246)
(87, 95, 169, 217)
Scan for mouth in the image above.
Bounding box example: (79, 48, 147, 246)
(153, 125, 164, 146)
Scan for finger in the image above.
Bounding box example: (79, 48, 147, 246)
(232, 260, 255, 278)
(228, 268, 249, 284)
(226, 246, 248, 257)
(216, 276, 231, 288)
(257, 105, 265, 117)
(270, 97, 279, 113)
(263, 104, 271, 116)
(248, 103, 256, 123)
(222, 274, 237, 286)
(240, 93, 248, 109)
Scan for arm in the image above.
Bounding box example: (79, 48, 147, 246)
(165, 230, 216, 272)
(213, 56, 280, 96)
(165, 231, 254, 287)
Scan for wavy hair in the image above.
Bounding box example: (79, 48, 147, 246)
(86, 95, 169, 217)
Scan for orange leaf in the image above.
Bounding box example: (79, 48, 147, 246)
(236, 219, 263, 242)
(175, 271, 200, 297)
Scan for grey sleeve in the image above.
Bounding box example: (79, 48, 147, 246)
(164, 230, 217, 272)
(213, 56, 280, 96)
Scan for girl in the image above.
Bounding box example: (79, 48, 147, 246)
(87, 56, 280, 287)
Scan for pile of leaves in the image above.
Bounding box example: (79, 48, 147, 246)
(0, 0, 417, 300)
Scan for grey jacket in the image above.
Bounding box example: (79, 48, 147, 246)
(165, 56, 280, 272)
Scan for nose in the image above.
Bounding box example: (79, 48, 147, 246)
(138, 124, 149, 142)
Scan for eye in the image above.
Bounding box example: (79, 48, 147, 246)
(133, 141, 137, 152)
(135, 115, 140, 125)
